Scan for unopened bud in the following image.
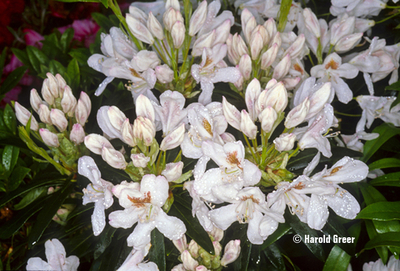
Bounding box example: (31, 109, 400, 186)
(55, 74, 67, 95)
(30, 88, 43, 113)
(50, 109, 68, 132)
(75, 100, 89, 126)
(245, 78, 261, 121)
(84, 134, 113, 155)
(258, 106, 277, 133)
(259, 82, 288, 113)
(182, 250, 198, 271)
(172, 235, 187, 253)
(15, 102, 39, 130)
(165, 0, 180, 11)
(189, 1, 207, 36)
(261, 43, 278, 70)
(303, 8, 320, 38)
(147, 12, 164, 40)
(250, 32, 264, 60)
(70, 123, 85, 145)
(274, 133, 296, 152)
(188, 240, 199, 258)
(213, 241, 222, 256)
(41, 79, 54, 105)
(220, 240, 241, 266)
(213, 19, 231, 45)
(133, 116, 156, 146)
(222, 97, 241, 130)
(61, 86, 77, 115)
(334, 33, 363, 53)
(38, 104, 52, 124)
(273, 54, 291, 80)
(46, 73, 60, 98)
(239, 54, 252, 80)
(171, 21, 185, 48)
(126, 14, 154, 44)
(240, 110, 257, 139)
(121, 119, 135, 147)
(192, 31, 215, 57)
(108, 106, 127, 131)
(101, 147, 127, 169)
(131, 153, 150, 168)
(285, 98, 310, 128)
(155, 64, 174, 83)
(264, 18, 277, 39)
(39, 128, 59, 147)
(162, 161, 183, 182)
(78, 92, 91, 116)
(160, 123, 185, 151)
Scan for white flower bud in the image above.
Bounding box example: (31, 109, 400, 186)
(334, 33, 363, 54)
(213, 241, 222, 256)
(222, 97, 241, 130)
(261, 43, 278, 70)
(285, 98, 310, 128)
(15, 102, 39, 130)
(147, 12, 164, 40)
(259, 82, 288, 113)
(188, 240, 199, 258)
(30, 88, 43, 113)
(136, 94, 155, 122)
(303, 8, 320, 38)
(50, 109, 68, 132)
(221, 240, 241, 266)
(162, 161, 183, 182)
(131, 153, 150, 168)
(171, 21, 185, 49)
(129, 6, 148, 23)
(37, 105, 51, 126)
(273, 54, 291, 80)
(163, 8, 183, 32)
(213, 19, 231, 45)
(101, 147, 127, 169)
(274, 133, 296, 152)
(55, 74, 67, 96)
(263, 18, 277, 39)
(284, 34, 306, 59)
(84, 134, 113, 155)
(46, 73, 60, 98)
(307, 82, 331, 119)
(133, 116, 156, 146)
(126, 14, 154, 45)
(108, 106, 127, 132)
(75, 100, 89, 126)
(258, 106, 277, 133)
(210, 227, 224, 242)
(70, 123, 85, 145)
(232, 33, 249, 63)
(192, 31, 215, 57)
(131, 50, 161, 72)
(39, 128, 59, 147)
(78, 92, 91, 116)
(165, 0, 180, 11)
(241, 9, 256, 43)
(160, 123, 185, 151)
(245, 78, 261, 121)
(155, 64, 174, 83)
(250, 32, 264, 60)
(173, 235, 187, 254)
(61, 86, 77, 115)
(189, 1, 207, 36)
(270, 32, 281, 49)
(240, 110, 257, 139)
(121, 119, 136, 147)
(239, 54, 252, 80)
(41, 79, 54, 106)
(181, 250, 199, 271)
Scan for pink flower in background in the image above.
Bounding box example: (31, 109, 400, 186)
(23, 29, 44, 48)
(59, 19, 100, 47)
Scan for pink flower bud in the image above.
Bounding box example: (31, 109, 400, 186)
(273, 54, 291, 80)
(303, 8, 321, 38)
(171, 21, 185, 48)
(213, 241, 222, 256)
(55, 74, 67, 95)
(41, 79, 54, 105)
(210, 227, 224, 241)
(163, 8, 184, 32)
(160, 123, 185, 151)
(39, 128, 59, 147)
(241, 9, 256, 43)
(334, 33, 363, 53)
(46, 73, 60, 98)
(147, 12, 164, 40)
(274, 133, 296, 152)
(38, 104, 52, 124)
(239, 54, 252, 80)
(133, 116, 156, 146)
(270, 32, 282, 49)
(126, 14, 154, 44)
(131, 153, 150, 168)
(61, 86, 77, 115)
(30, 88, 43, 113)
(240, 110, 257, 139)
(121, 119, 136, 147)
(162, 161, 183, 182)
(79, 92, 91, 116)
(15, 102, 39, 130)
(221, 240, 241, 266)
(172, 234, 187, 253)
(75, 100, 89, 126)
(259, 106, 277, 133)
(84, 134, 113, 155)
(232, 33, 249, 62)
(258, 82, 288, 113)
(188, 240, 199, 258)
(263, 18, 277, 39)
(213, 19, 231, 45)
(189, 1, 207, 36)
(131, 50, 160, 72)
(108, 106, 127, 131)
(101, 146, 127, 169)
(261, 43, 278, 70)
(155, 64, 174, 83)
(70, 123, 85, 145)
(222, 96, 241, 130)
(181, 250, 198, 271)
(50, 109, 68, 132)
(192, 31, 215, 57)
(285, 98, 310, 128)
(245, 78, 261, 121)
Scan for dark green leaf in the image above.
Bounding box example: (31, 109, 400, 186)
(94, 226, 117, 259)
(322, 216, 355, 255)
(370, 172, 400, 187)
(0, 66, 28, 96)
(67, 204, 94, 221)
(28, 182, 74, 248)
(13, 186, 46, 210)
(362, 123, 400, 162)
(11, 48, 31, 69)
(148, 228, 166, 271)
(360, 233, 400, 254)
(48, 60, 66, 76)
(3, 104, 17, 134)
(0, 47, 7, 78)
(369, 158, 400, 171)
(26, 46, 49, 72)
(322, 245, 351, 271)
(261, 223, 291, 250)
(2, 145, 19, 173)
(60, 27, 74, 53)
(69, 48, 91, 65)
(91, 13, 115, 31)
(386, 80, 400, 91)
(169, 192, 214, 255)
(67, 58, 80, 89)
(233, 238, 252, 271)
(0, 196, 47, 239)
(264, 243, 286, 270)
(100, 0, 109, 8)
(357, 202, 400, 221)
(8, 166, 30, 192)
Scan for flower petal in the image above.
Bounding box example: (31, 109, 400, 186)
(208, 204, 238, 230)
(326, 187, 360, 219)
(127, 221, 156, 248)
(155, 210, 186, 241)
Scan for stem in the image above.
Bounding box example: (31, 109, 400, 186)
(174, 150, 182, 162)
(243, 133, 257, 162)
(308, 54, 315, 66)
(288, 146, 300, 159)
(375, 12, 400, 24)
(335, 111, 362, 117)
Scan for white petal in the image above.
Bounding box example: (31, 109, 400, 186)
(45, 239, 66, 269)
(208, 204, 238, 230)
(127, 221, 156, 248)
(26, 258, 52, 270)
(155, 210, 186, 240)
(242, 159, 261, 186)
(78, 156, 102, 186)
(307, 194, 329, 230)
(247, 211, 264, 245)
(109, 209, 139, 229)
(92, 201, 106, 236)
(326, 187, 360, 219)
(64, 256, 80, 271)
(141, 175, 169, 207)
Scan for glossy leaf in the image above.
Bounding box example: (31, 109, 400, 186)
(2, 145, 19, 173)
(148, 228, 166, 271)
(359, 233, 400, 254)
(8, 166, 30, 192)
(322, 245, 351, 271)
(368, 158, 400, 171)
(11, 48, 31, 70)
(362, 123, 400, 162)
(357, 202, 400, 221)
(60, 27, 74, 53)
(3, 104, 17, 134)
(264, 243, 286, 271)
(94, 226, 117, 259)
(91, 13, 114, 31)
(26, 46, 49, 72)
(261, 223, 291, 250)
(0, 47, 7, 79)
(0, 66, 28, 97)
(13, 186, 46, 210)
(370, 172, 400, 187)
(67, 58, 80, 90)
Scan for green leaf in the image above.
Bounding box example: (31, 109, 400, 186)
(94, 226, 117, 259)
(13, 186, 46, 210)
(360, 233, 400, 254)
(2, 145, 19, 173)
(67, 204, 94, 221)
(0, 196, 47, 239)
(48, 60, 66, 76)
(370, 172, 400, 187)
(11, 48, 31, 69)
(0, 66, 28, 97)
(362, 123, 400, 162)
(26, 46, 49, 72)
(148, 228, 166, 271)
(60, 27, 74, 53)
(0, 47, 7, 78)
(264, 243, 286, 271)
(233, 237, 252, 271)
(369, 158, 400, 171)
(357, 202, 400, 221)
(91, 13, 115, 31)
(67, 58, 80, 89)
(322, 245, 351, 271)
(277, 0, 293, 32)
(386, 79, 400, 91)
(3, 104, 17, 134)
(8, 166, 30, 192)
(169, 192, 214, 255)
(28, 181, 74, 248)
(69, 48, 91, 65)
(261, 223, 291, 250)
